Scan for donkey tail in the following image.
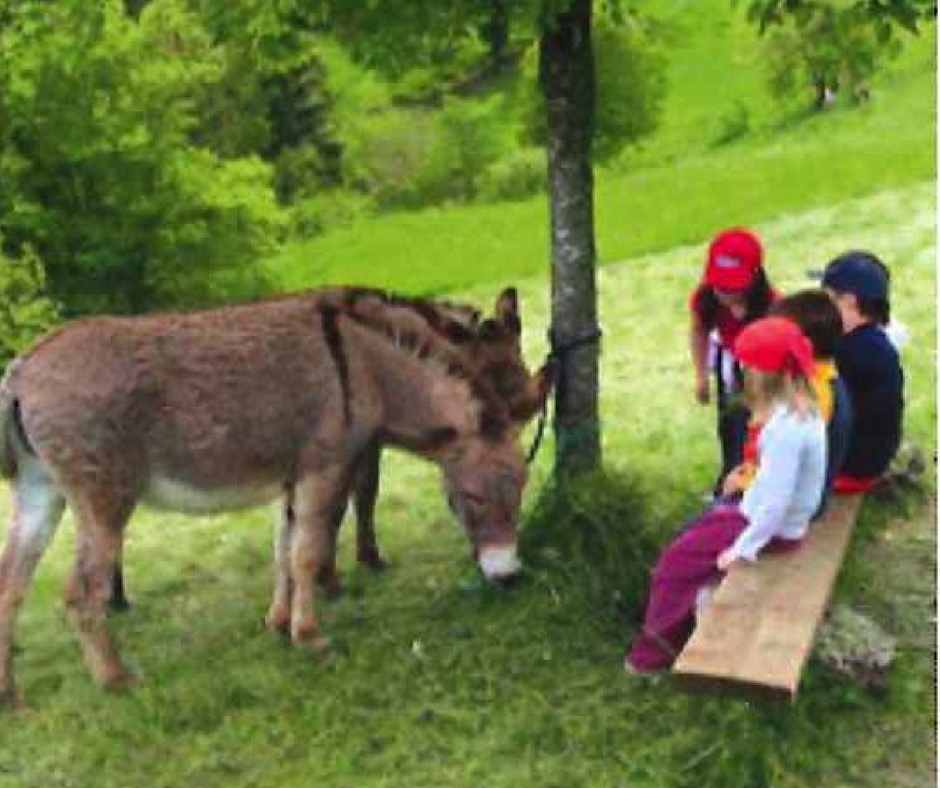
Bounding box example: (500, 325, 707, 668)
(0, 358, 23, 480)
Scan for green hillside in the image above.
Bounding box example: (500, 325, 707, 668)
(0, 3, 935, 787)
(264, 6, 935, 294)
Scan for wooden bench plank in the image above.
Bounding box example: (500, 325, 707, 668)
(673, 494, 864, 702)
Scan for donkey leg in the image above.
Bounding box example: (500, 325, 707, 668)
(0, 456, 65, 707)
(352, 440, 388, 571)
(289, 471, 349, 653)
(266, 496, 294, 635)
(316, 495, 349, 598)
(64, 496, 137, 691)
(108, 542, 130, 614)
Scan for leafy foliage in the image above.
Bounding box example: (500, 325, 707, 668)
(0, 241, 58, 365)
(339, 108, 440, 208)
(710, 101, 752, 146)
(286, 191, 374, 239)
(478, 147, 547, 201)
(424, 97, 509, 202)
(760, 1, 904, 108)
(518, 13, 667, 163)
(746, 0, 936, 34)
(0, 0, 284, 315)
(336, 92, 513, 209)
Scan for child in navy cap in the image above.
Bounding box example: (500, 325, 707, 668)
(821, 251, 904, 493)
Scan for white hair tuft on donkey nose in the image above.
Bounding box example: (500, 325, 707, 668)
(479, 546, 521, 580)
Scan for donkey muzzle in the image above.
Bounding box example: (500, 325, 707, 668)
(478, 545, 522, 580)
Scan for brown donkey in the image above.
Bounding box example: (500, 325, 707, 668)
(107, 287, 548, 609)
(0, 286, 551, 704)
(106, 291, 483, 610)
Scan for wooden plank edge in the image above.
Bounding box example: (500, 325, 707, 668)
(671, 494, 866, 703)
(671, 669, 795, 704)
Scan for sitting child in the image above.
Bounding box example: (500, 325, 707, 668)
(693, 289, 849, 517)
(768, 289, 854, 517)
(821, 251, 904, 493)
(626, 317, 825, 674)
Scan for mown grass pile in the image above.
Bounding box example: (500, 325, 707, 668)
(520, 469, 672, 633)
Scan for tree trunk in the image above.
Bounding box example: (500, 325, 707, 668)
(123, 0, 149, 18)
(812, 75, 835, 110)
(481, 0, 510, 71)
(539, 0, 600, 478)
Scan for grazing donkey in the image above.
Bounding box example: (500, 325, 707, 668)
(0, 286, 551, 704)
(106, 288, 547, 610)
(106, 291, 485, 610)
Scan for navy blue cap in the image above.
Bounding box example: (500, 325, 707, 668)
(820, 251, 889, 301)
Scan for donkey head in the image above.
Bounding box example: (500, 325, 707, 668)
(434, 287, 555, 581)
(440, 433, 528, 581)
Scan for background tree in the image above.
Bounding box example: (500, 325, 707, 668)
(520, 12, 666, 165)
(0, 0, 283, 315)
(203, 0, 614, 477)
(747, 0, 936, 33)
(0, 242, 58, 365)
(759, 1, 904, 108)
(746, 0, 934, 108)
(480, 0, 512, 72)
(539, 0, 601, 477)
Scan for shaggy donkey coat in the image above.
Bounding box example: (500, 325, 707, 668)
(0, 286, 550, 704)
(107, 289, 537, 609)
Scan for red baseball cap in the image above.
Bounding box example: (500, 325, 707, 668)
(704, 228, 764, 292)
(734, 317, 815, 379)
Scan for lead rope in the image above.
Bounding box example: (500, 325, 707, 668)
(525, 325, 603, 465)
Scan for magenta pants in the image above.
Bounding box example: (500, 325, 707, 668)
(626, 505, 800, 672)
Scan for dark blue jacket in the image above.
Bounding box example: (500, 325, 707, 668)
(814, 375, 854, 519)
(835, 324, 903, 479)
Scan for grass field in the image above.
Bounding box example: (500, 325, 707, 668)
(0, 1, 935, 785)
(0, 180, 934, 788)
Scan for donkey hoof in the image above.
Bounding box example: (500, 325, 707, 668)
(265, 608, 291, 638)
(103, 669, 142, 693)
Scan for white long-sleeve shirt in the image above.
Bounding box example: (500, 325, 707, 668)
(729, 404, 827, 562)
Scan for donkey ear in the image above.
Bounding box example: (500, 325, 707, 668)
(508, 363, 556, 423)
(494, 287, 521, 336)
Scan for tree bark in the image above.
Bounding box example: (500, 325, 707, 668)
(539, 0, 600, 478)
(481, 0, 510, 71)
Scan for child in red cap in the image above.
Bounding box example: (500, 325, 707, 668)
(689, 228, 778, 498)
(626, 317, 826, 674)
(767, 290, 854, 516)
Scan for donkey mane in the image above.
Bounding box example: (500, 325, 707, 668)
(327, 292, 512, 440)
(339, 287, 481, 346)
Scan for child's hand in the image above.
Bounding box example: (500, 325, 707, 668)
(694, 376, 710, 405)
(716, 549, 738, 571)
(721, 464, 749, 497)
